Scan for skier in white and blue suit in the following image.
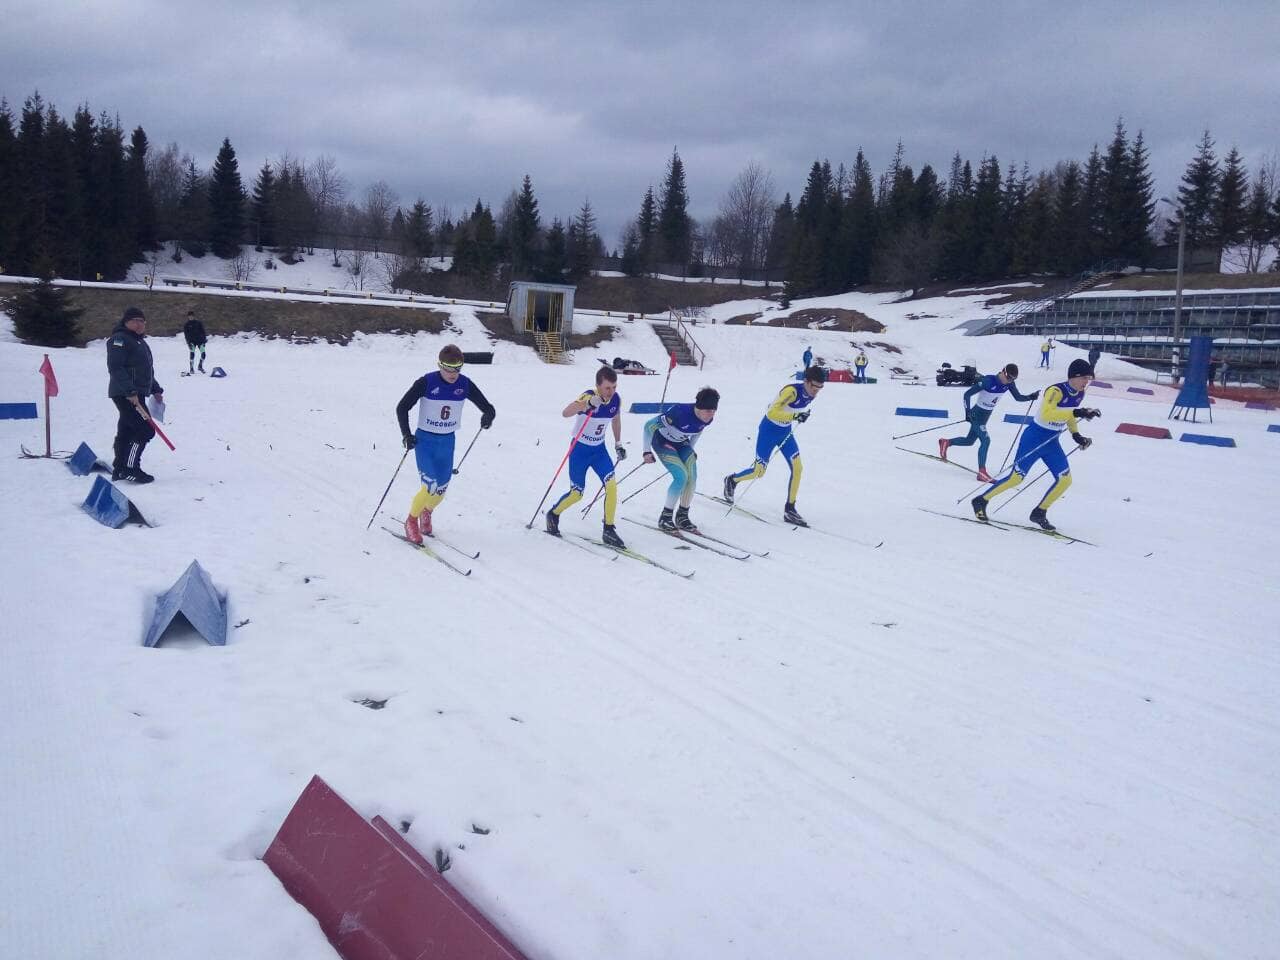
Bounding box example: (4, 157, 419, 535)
(545, 366, 628, 548)
(642, 387, 720, 533)
(939, 363, 1038, 482)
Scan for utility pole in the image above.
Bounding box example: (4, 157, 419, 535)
(1161, 197, 1186, 383)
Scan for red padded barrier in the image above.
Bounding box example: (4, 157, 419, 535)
(264, 775, 528, 960)
(1115, 422, 1172, 439)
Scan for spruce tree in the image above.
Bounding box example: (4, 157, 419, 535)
(70, 106, 102, 275)
(570, 198, 598, 280)
(1081, 145, 1105, 267)
(207, 137, 245, 258)
(620, 224, 642, 277)
(42, 106, 84, 276)
(1099, 119, 1131, 261)
(1241, 170, 1276, 271)
(6, 260, 83, 346)
(765, 193, 794, 276)
(1121, 131, 1155, 266)
(13, 94, 48, 277)
(1215, 146, 1248, 250)
(785, 161, 832, 297)
(936, 153, 974, 279)
(93, 115, 133, 280)
(0, 100, 15, 273)
(251, 161, 276, 248)
(1165, 130, 1219, 248)
(127, 126, 156, 253)
(636, 187, 658, 275)
(406, 199, 434, 259)
(841, 153, 879, 286)
(511, 174, 541, 279)
(657, 148, 692, 269)
(178, 159, 208, 257)
(540, 217, 567, 281)
(971, 156, 1006, 278)
(1052, 161, 1089, 274)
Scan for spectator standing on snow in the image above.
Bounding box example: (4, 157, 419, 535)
(1219, 360, 1230, 388)
(802, 346, 813, 370)
(1088, 345, 1101, 373)
(1039, 338, 1054, 368)
(183, 310, 208, 374)
(854, 350, 869, 383)
(107, 306, 164, 483)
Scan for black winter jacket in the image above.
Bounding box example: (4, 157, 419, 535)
(107, 322, 163, 399)
(183, 318, 207, 344)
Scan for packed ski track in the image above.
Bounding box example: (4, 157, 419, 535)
(1, 283, 1277, 959)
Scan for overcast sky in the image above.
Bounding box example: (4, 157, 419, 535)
(4, 0, 1277, 246)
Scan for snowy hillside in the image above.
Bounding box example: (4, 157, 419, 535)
(1, 287, 1277, 959)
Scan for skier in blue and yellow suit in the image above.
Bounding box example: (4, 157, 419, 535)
(722, 366, 826, 526)
(971, 358, 1100, 531)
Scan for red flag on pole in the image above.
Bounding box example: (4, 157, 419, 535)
(669, 350, 677, 371)
(39, 355, 59, 398)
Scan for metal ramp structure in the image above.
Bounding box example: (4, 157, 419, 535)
(532, 330, 571, 364)
(651, 310, 705, 368)
(967, 265, 1120, 336)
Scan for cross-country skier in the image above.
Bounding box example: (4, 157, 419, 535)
(722, 366, 826, 526)
(971, 358, 1100, 531)
(545, 366, 627, 548)
(642, 386, 720, 532)
(396, 344, 496, 543)
(183, 310, 208, 374)
(939, 363, 1038, 482)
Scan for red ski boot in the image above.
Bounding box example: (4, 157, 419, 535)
(938, 438, 950, 461)
(404, 513, 423, 545)
(976, 466, 993, 483)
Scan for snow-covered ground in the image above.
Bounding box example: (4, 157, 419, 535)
(127, 246, 454, 292)
(2, 286, 1277, 959)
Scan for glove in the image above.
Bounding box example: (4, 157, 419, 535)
(584, 394, 602, 409)
(1076, 407, 1101, 420)
(795, 410, 810, 423)
(1029, 391, 1040, 401)
(1072, 432, 1092, 449)
(615, 444, 627, 462)
(480, 410, 495, 429)
(402, 434, 416, 450)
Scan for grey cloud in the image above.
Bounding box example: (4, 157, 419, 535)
(3, 0, 1277, 246)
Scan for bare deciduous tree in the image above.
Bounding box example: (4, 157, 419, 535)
(306, 154, 347, 259)
(344, 247, 369, 290)
(226, 246, 259, 283)
(146, 142, 191, 259)
(363, 180, 399, 257)
(714, 161, 777, 280)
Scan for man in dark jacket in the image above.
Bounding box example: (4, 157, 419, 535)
(107, 306, 164, 483)
(183, 310, 208, 373)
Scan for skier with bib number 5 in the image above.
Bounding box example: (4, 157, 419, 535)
(395, 344, 496, 543)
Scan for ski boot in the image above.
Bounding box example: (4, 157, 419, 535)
(971, 495, 989, 522)
(404, 512, 423, 545)
(1028, 508, 1056, 531)
(658, 507, 678, 532)
(545, 508, 561, 537)
(976, 466, 993, 483)
(783, 502, 808, 527)
(602, 524, 626, 548)
(198, 361, 205, 373)
(674, 506, 698, 532)
(722, 474, 737, 503)
(938, 438, 950, 461)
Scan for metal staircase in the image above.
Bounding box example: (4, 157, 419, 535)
(651, 310, 705, 367)
(533, 331, 571, 364)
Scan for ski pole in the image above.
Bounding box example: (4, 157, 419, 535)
(620, 469, 665, 505)
(990, 445, 1082, 515)
(891, 419, 966, 441)
(955, 430, 1060, 504)
(524, 414, 594, 529)
(452, 426, 484, 476)
(149, 419, 176, 451)
(995, 398, 1034, 476)
(366, 448, 409, 530)
(581, 460, 648, 516)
